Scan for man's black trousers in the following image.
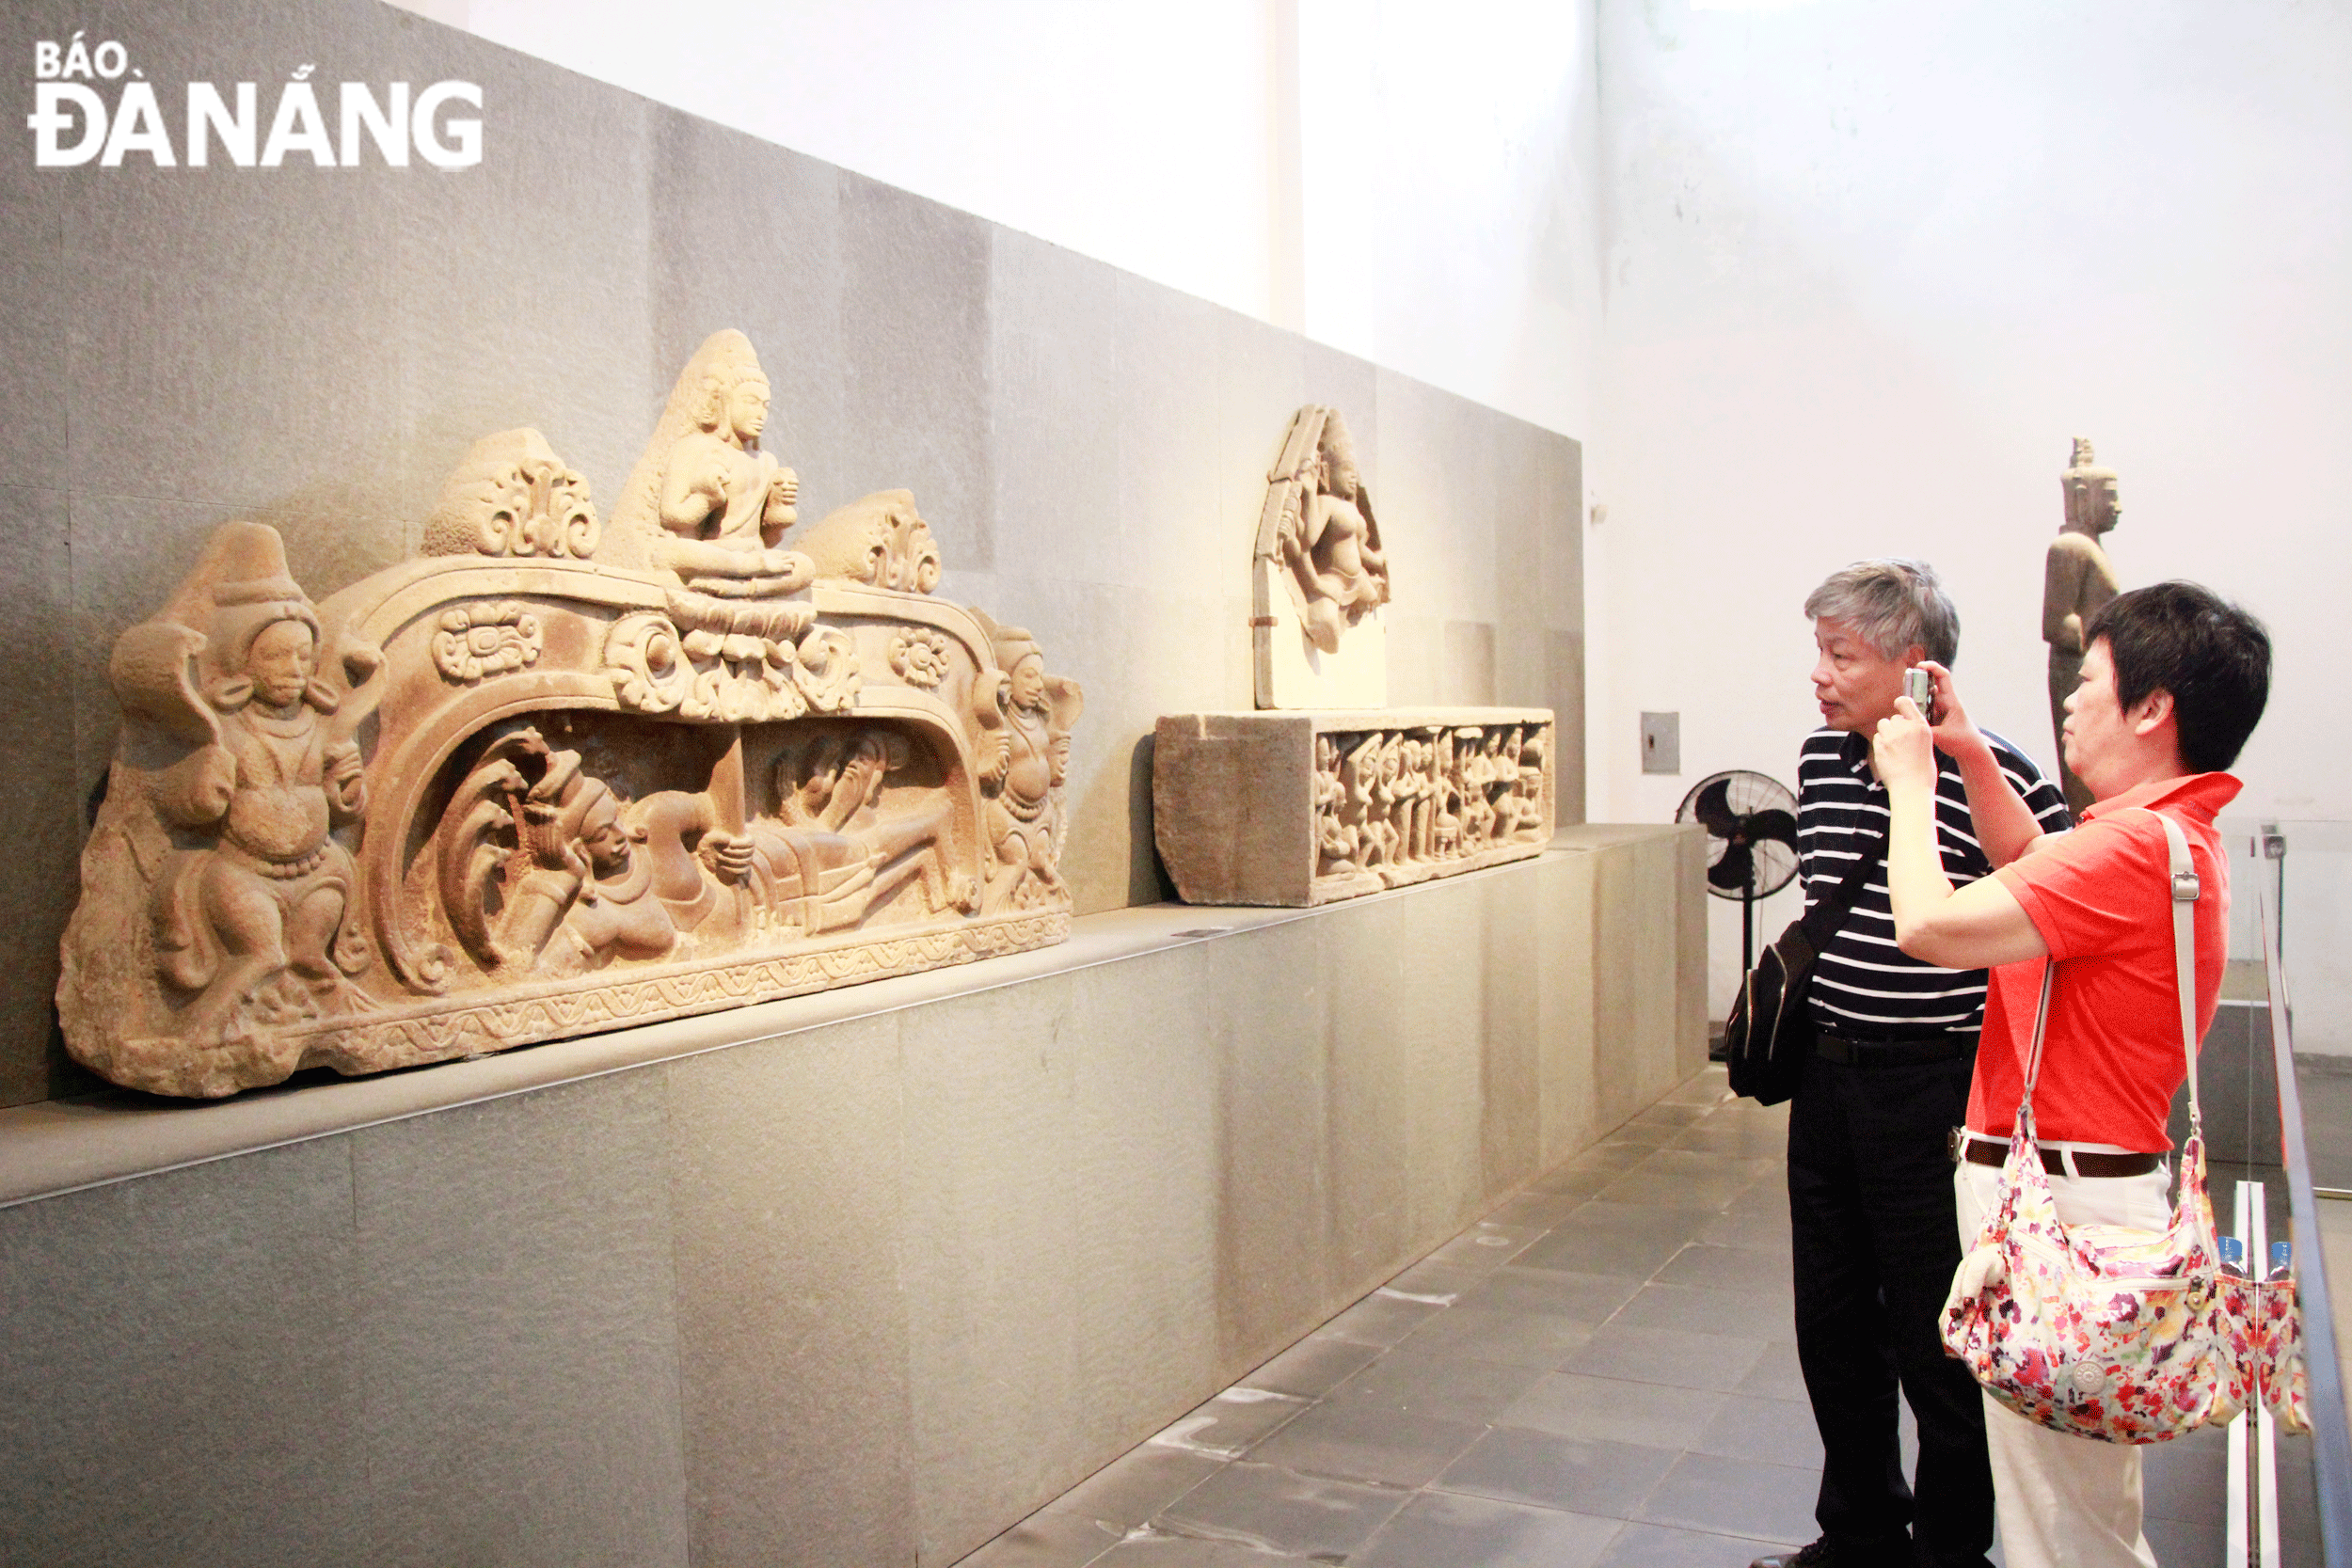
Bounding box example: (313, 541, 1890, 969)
(1787, 1043, 1994, 1567)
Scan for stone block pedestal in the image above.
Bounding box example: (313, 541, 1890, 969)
(1153, 707, 1556, 906)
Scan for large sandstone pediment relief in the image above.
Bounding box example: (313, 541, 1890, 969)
(59, 331, 1082, 1099)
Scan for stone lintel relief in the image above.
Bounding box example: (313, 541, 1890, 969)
(1254, 405, 1390, 710)
(58, 329, 1083, 1099)
(1152, 708, 1554, 908)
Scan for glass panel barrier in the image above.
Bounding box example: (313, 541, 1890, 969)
(2245, 822, 2351, 1565)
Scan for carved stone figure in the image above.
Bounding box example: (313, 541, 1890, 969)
(1495, 727, 1548, 840)
(1312, 735, 1357, 872)
(751, 727, 974, 935)
(1283, 426, 1387, 655)
(437, 729, 758, 976)
(608, 329, 811, 598)
(1154, 708, 1556, 907)
(59, 524, 381, 1094)
(2043, 436, 2122, 815)
(57, 330, 1084, 1099)
(972, 616, 1084, 911)
(1254, 406, 1390, 709)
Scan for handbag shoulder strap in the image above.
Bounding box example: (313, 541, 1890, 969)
(2017, 806, 2202, 1132)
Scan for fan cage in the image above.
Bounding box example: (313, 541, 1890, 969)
(1677, 768, 1801, 901)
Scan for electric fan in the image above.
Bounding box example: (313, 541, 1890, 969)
(1677, 769, 1801, 977)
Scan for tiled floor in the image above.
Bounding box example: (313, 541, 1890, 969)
(956, 1063, 2261, 1568)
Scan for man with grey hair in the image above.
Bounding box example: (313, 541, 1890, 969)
(1752, 561, 2069, 1568)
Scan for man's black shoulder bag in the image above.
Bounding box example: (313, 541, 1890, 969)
(1723, 832, 1885, 1106)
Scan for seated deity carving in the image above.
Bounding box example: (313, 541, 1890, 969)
(750, 727, 975, 935)
(972, 618, 1084, 911)
(608, 329, 812, 599)
(103, 523, 375, 1043)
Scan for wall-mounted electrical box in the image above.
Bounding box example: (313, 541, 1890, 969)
(1640, 712, 1680, 774)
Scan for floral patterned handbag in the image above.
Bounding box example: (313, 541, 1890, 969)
(1939, 810, 2249, 1444)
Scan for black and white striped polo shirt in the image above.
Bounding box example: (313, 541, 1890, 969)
(1797, 727, 2071, 1036)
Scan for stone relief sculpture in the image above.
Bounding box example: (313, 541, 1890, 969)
(58, 331, 1082, 1099)
(106, 525, 377, 1056)
(1311, 722, 1549, 889)
(1254, 406, 1390, 709)
(1161, 407, 1559, 907)
(972, 615, 1084, 910)
(2043, 436, 2122, 816)
(435, 728, 760, 976)
(1154, 709, 1555, 907)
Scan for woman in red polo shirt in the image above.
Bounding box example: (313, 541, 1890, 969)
(1869, 581, 2270, 1568)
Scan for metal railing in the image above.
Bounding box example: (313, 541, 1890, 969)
(2250, 837, 2352, 1565)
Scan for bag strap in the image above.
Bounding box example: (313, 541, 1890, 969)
(1799, 826, 1889, 943)
(2016, 807, 2202, 1135)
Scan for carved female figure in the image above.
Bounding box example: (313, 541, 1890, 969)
(1281, 420, 1391, 655)
(1454, 728, 1498, 849)
(1371, 736, 1421, 884)
(1429, 729, 1464, 860)
(1338, 736, 1399, 872)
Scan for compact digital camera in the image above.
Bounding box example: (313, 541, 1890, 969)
(1904, 666, 1934, 719)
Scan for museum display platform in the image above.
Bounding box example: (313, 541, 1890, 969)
(0, 825, 1702, 1568)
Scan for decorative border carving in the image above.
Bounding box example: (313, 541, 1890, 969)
(296, 908, 1069, 1069)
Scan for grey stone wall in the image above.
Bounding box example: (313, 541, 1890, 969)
(0, 0, 1582, 1109)
(0, 833, 1699, 1568)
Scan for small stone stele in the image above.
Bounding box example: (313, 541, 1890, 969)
(1253, 406, 1390, 709)
(1153, 708, 1554, 907)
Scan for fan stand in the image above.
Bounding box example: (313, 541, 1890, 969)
(1676, 768, 1800, 1038)
(1741, 876, 1756, 980)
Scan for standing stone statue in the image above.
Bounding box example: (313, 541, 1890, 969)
(2042, 436, 2122, 815)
